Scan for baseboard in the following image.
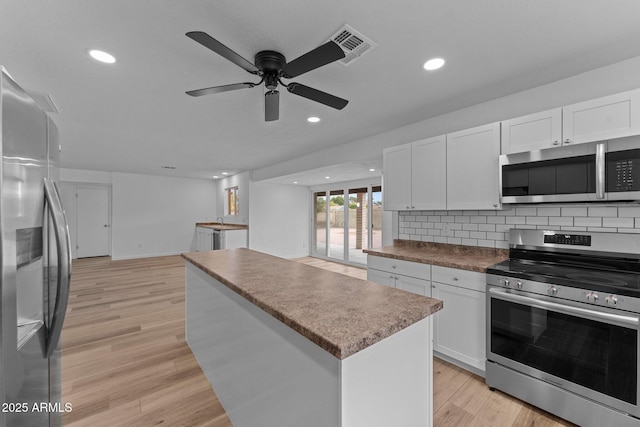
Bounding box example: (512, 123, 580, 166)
(111, 250, 183, 261)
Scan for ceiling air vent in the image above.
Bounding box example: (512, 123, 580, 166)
(26, 90, 59, 114)
(329, 25, 377, 66)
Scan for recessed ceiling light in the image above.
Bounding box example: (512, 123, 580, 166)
(423, 57, 445, 71)
(307, 116, 321, 123)
(325, 176, 330, 179)
(221, 172, 229, 175)
(213, 175, 219, 179)
(89, 49, 116, 64)
(369, 168, 376, 172)
(293, 181, 298, 184)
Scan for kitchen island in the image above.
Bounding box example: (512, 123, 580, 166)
(182, 248, 443, 427)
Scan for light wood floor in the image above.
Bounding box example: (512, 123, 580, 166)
(62, 255, 574, 426)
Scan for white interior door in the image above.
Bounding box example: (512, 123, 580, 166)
(76, 186, 110, 258)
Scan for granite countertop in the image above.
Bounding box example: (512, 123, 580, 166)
(181, 248, 443, 360)
(196, 222, 248, 231)
(363, 240, 509, 273)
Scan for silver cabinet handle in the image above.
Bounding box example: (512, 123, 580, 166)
(553, 140, 560, 146)
(43, 178, 72, 358)
(564, 138, 572, 144)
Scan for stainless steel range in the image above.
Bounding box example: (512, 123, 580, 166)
(486, 229, 640, 427)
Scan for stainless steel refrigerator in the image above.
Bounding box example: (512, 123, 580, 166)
(0, 68, 72, 426)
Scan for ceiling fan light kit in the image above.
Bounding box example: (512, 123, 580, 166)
(186, 31, 350, 121)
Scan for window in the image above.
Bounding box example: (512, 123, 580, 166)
(226, 186, 239, 216)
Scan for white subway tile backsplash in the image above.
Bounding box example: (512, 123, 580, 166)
(470, 216, 488, 224)
(548, 216, 573, 227)
(487, 216, 506, 224)
(588, 207, 618, 217)
(398, 203, 640, 248)
(574, 217, 602, 227)
(537, 207, 561, 217)
(620, 207, 640, 217)
(526, 216, 548, 226)
(603, 217, 634, 228)
(455, 230, 470, 238)
(562, 207, 587, 217)
(515, 207, 537, 216)
(506, 216, 526, 225)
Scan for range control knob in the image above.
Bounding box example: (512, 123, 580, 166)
(586, 292, 599, 303)
(501, 278, 510, 287)
(516, 280, 523, 289)
(605, 295, 618, 306)
(547, 286, 558, 295)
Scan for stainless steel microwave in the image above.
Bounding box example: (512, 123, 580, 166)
(500, 135, 640, 203)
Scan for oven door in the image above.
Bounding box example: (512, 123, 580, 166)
(487, 287, 640, 417)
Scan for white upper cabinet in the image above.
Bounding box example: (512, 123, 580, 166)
(447, 122, 501, 210)
(501, 108, 562, 154)
(411, 135, 446, 210)
(562, 88, 640, 145)
(382, 143, 412, 210)
(383, 135, 446, 211)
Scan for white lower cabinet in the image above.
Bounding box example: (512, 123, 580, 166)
(367, 256, 487, 375)
(367, 255, 431, 296)
(431, 265, 486, 374)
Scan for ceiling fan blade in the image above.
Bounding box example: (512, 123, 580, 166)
(282, 41, 345, 78)
(265, 90, 280, 121)
(186, 31, 259, 74)
(186, 82, 256, 97)
(287, 83, 348, 110)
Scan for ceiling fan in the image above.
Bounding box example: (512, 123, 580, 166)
(185, 31, 349, 121)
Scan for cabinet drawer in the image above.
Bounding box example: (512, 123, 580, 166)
(367, 255, 430, 279)
(431, 265, 486, 292)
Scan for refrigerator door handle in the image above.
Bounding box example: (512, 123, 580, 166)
(43, 178, 72, 358)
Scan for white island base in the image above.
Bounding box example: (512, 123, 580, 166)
(185, 264, 433, 427)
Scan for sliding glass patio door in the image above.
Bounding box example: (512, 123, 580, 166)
(312, 184, 381, 265)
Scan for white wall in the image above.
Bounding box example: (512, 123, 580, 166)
(61, 168, 217, 260)
(111, 172, 216, 259)
(248, 181, 309, 258)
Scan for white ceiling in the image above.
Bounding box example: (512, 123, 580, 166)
(2, 1, 640, 186)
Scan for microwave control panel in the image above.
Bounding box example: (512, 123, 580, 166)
(607, 150, 640, 192)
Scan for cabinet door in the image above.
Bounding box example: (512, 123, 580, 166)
(446, 123, 501, 210)
(562, 89, 640, 145)
(395, 274, 431, 297)
(431, 282, 486, 372)
(367, 268, 396, 288)
(501, 108, 562, 154)
(411, 136, 446, 210)
(383, 143, 412, 210)
(224, 229, 248, 249)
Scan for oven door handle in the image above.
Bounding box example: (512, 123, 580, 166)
(489, 288, 640, 327)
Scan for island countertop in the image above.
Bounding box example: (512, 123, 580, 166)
(181, 248, 443, 359)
